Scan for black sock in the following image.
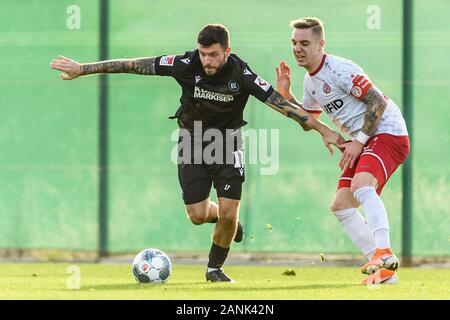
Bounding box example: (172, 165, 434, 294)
(207, 217, 218, 223)
(207, 242, 229, 269)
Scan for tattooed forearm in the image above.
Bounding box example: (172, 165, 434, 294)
(360, 87, 387, 136)
(265, 91, 311, 131)
(286, 111, 309, 125)
(265, 91, 343, 146)
(80, 57, 156, 75)
(288, 97, 303, 108)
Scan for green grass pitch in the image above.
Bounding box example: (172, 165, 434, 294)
(0, 263, 448, 299)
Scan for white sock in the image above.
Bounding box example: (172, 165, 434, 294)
(334, 208, 376, 259)
(354, 186, 391, 249)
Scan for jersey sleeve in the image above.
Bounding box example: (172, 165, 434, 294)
(301, 77, 322, 114)
(333, 60, 374, 101)
(154, 52, 192, 77)
(154, 55, 177, 76)
(241, 65, 274, 102)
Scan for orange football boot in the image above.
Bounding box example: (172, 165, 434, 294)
(361, 248, 399, 275)
(362, 268, 398, 285)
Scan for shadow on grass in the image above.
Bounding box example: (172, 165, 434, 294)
(73, 282, 358, 292)
(78, 281, 209, 291)
(197, 283, 359, 292)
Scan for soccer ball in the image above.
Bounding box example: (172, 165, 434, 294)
(132, 248, 172, 284)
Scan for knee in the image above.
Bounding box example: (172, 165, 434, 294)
(186, 209, 207, 225)
(188, 215, 205, 225)
(218, 211, 238, 226)
(350, 183, 365, 194)
(350, 173, 377, 194)
(330, 190, 359, 213)
(331, 200, 349, 213)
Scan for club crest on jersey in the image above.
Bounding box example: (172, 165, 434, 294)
(254, 76, 271, 92)
(159, 55, 175, 66)
(323, 82, 331, 94)
(228, 80, 239, 92)
(195, 75, 202, 83)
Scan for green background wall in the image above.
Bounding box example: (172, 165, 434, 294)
(0, 0, 448, 257)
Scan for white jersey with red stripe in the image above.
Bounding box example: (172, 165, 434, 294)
(301, 54, 408, 138)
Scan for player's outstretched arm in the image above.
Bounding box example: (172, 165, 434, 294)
(265, 90, 345, 154)
(50, 55, 156, 80)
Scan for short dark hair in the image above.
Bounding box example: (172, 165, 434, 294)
(290, 17, 324, 40)
(197, 24, 230, 49)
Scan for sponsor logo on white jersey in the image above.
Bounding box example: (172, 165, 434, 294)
(322, 99, 344, 115)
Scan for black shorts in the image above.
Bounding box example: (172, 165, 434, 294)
(177, 128, 245, 205)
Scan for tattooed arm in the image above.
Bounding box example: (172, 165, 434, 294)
(81, 57, 156, 76)
(265, 90, 313, 131)
(360, 87, 388, 136)
(338, 87, 388, 170)
(284, 95, 322, 120)
(265, 90, 345, 154)
(50, 55, 156, 80)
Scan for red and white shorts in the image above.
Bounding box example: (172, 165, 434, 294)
(338, 133, 410, 194)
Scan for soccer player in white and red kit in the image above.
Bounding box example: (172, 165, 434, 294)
(276, 17, 410, 285)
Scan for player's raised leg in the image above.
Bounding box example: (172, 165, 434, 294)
(185, 198, 244, 242)
(185, 197, 220, 225)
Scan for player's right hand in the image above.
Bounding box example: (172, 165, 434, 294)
(321, 129, 346, 156)
(50, 55, 82, 80)
(276, 61, 292, 99)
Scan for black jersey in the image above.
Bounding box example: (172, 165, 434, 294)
(154, 50, 274, 130)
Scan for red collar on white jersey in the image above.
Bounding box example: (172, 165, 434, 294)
(309, 54, 327, 76)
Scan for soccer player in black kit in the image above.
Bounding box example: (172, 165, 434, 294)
(51, 24, 344, 282)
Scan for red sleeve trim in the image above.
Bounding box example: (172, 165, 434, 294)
(301, 106, 322, 114)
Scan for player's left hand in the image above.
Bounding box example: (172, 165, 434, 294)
(276, 61, 292, 99)
(337, 140, 364, 171)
